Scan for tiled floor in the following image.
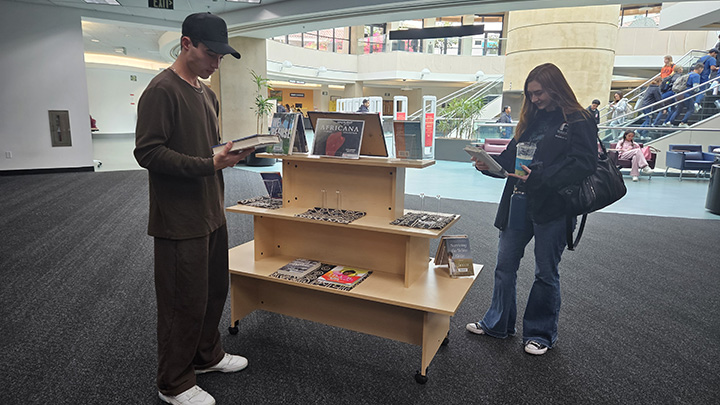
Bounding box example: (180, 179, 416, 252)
(94, 134, 719, 220)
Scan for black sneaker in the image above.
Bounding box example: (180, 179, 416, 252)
(524, 340, 548, 355)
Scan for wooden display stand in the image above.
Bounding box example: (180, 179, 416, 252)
(226, 153, 481, 383)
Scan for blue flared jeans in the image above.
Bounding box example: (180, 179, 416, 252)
(479, 215, 573, 348)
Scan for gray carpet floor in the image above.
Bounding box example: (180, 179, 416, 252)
(1, 168, 718, 404)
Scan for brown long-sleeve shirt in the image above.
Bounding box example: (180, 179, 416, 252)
(134, 69, 225, 240)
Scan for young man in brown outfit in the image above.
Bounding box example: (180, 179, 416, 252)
(134, 12, 252, 405)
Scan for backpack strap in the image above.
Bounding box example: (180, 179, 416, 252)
(566, 213, 588, 251)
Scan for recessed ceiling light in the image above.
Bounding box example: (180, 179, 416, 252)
(226, 0, 262, 3)
(84, 0, 121, 5)
(91, 39, 100, 42)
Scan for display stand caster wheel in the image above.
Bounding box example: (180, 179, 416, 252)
(414, 371, 428, 384)
(228, 320, 239, 335)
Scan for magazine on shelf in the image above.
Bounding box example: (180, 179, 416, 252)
(292, 116, 309, 153)
(463, 145, 507, 178)
(316, 266, 370, 287)
(434, 235, 474, 278)
(311, 118, 364, 159)
(269, 113, 300, 155)
(260, 172, 282, 199)
(276, 258, 322, 278)
(393, 121, 423, 159)
(211, 134, 281, 156)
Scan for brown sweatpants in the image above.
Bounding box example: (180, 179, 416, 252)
(154, 224, 228, 396)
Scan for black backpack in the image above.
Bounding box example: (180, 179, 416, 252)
(660, 75, 673, 93)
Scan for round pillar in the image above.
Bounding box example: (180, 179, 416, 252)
(504, 5, 620, 108)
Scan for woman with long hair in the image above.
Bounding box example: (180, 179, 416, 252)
(466, 63, 597, 355)
(615, 130, 652, 182)
(609, 91, 631, 140)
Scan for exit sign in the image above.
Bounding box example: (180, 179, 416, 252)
(148, 0, 173, 9)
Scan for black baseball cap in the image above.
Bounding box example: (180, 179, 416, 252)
(182, 12, 241, 59)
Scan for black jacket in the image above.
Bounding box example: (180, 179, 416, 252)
(486, 109, 598, 229)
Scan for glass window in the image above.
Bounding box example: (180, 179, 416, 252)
(287, 33, 302, 48)
(303, 31, 318, 49)
(620, 4, 661, 27)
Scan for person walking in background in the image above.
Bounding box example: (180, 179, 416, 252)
(609, 91, 631, 140)
(134, 12, 250, 405)
(357, 98, 370, 112)
(669, 63, 704, 127)
(655, 65, 684, 126)
(586, 99, 601, 124)
(637, 77, 662, 137)
(660, 55, 674, 78)
(697, 48, 718, 97)
(466, 63, 597, 356)
(497, 105, 513, 138)
(614, 130, 653, 182)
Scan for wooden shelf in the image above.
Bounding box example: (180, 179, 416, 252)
(256, 152, 435, 169)
(229, 241, 480, 316)
(227, 148, 481, 379)
(226, 205, 459, 238)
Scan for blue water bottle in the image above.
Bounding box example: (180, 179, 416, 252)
(507, 187, 527, 230)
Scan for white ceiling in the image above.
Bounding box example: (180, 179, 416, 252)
(6, 0, 720, 77)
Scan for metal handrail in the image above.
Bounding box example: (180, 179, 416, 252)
(599, 75, 720, 129)
(598, 49, 707, 123)
(407, 76, 504, 120)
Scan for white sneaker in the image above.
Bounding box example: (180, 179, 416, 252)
(195, 353, 248, 374)
(694, 103, 702, 113)
(524, 341, 548, 355)
(678, 123, 689, 128)
(159, 385, 215, 405)
(662, 122, 671, 127)
(714, 100, 720, 109)
(641, 166, 653, 175)
(466, 322, 486, 335)
(632, 176, 639, 182)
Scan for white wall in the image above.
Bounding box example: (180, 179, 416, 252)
(0, 0, 93, 171)
(86, 65, 158, 134)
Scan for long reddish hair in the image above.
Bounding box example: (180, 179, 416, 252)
(514, 63, 588, 141)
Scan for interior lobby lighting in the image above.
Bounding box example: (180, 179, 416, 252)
(83, 0, 121, 5)
(226, 0, 262, 3)
(280, 60, 293, 71)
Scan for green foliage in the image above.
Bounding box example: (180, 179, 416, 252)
(250, 70, 274, 133)
(436, 97, 485, 139)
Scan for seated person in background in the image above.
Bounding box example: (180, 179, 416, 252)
(614, 130, 652, 182)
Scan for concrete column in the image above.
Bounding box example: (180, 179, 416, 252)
(211, 36, 266, 141)
(460, 15, 474, 56)
(504, 5, 620, 109)
(319, 84, 330, 111)
(344, 82, 364, 98)
(350, 25, 363, 55)
(423, 18, 436, 54)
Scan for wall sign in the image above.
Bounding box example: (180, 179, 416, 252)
(290, 93, 305, 98)
(148, 0, 173, 10)
(49, 110, 72, 147)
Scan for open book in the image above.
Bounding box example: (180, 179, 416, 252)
(464, 145, 507, 178)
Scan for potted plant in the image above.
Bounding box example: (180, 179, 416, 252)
(246, 69, 276, 166)
(436, 97, 485, 139)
